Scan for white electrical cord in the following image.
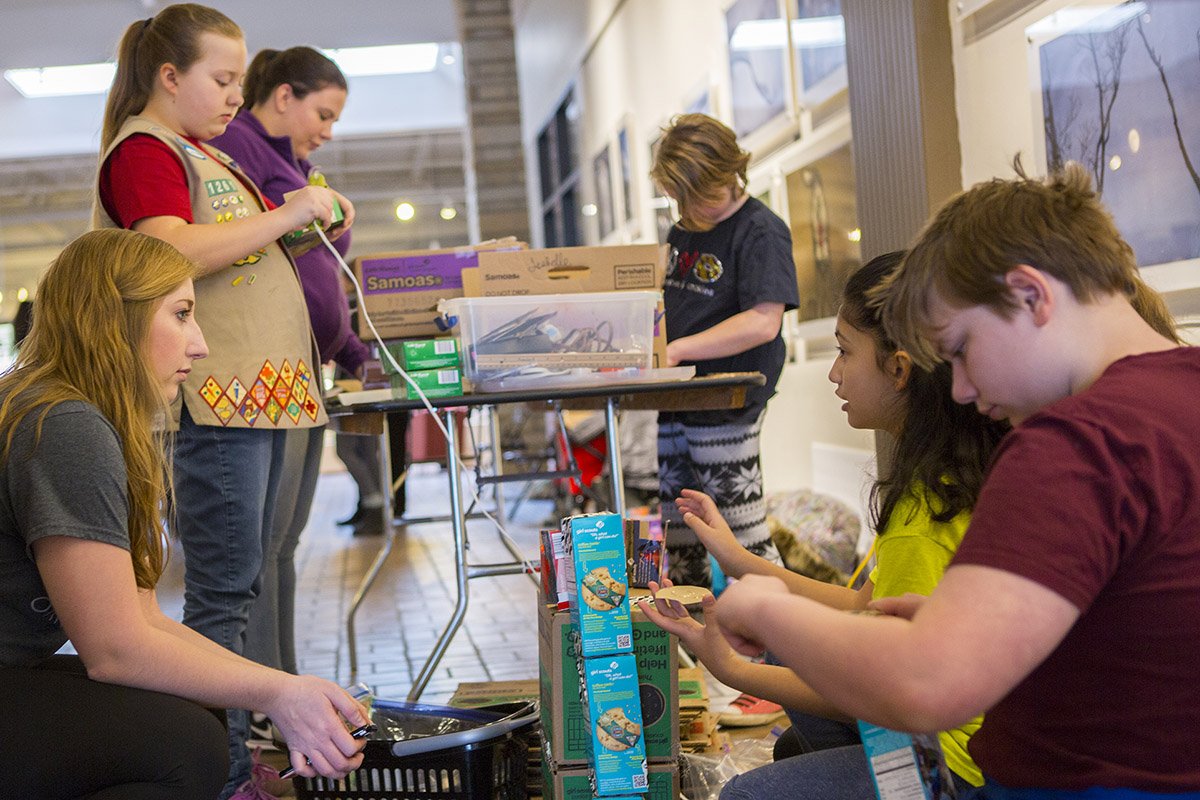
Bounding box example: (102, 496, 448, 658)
(316, 227, 539, 576)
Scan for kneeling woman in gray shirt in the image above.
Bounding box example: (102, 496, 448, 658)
(0, 229, 367, 800)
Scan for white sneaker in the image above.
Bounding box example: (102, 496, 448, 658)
(246, 713, 280, 750)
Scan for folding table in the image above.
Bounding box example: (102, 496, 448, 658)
(328, 371, 765, 700)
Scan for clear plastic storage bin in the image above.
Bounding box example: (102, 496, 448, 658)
(439, 292, 658, 386)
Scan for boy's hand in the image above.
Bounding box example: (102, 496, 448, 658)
(712, 574, 789, 658)
(868, 592, 927, 620)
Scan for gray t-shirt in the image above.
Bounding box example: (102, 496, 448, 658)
(0, 400, 129, 667)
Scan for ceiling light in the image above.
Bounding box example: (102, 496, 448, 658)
(582, 204, 598, 217)
(16, 288, 28, 303)
(4, 62, 116, 98)
(395, 202, 415, 222)
(847, 228, 862, 243)
(324, 43, 440, 78)
(439, 206, 457, 221)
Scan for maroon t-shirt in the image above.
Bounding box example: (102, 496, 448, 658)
(953, 347, 1200, 789)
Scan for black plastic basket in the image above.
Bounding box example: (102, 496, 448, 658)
(293, 700, 537, 800)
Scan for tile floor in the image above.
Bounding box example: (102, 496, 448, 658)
(157, 455, 546, 706)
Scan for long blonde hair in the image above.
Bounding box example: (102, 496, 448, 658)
(101, 3, 242, 151)
(0, 229, 198, 588)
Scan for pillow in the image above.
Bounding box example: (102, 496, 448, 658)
(765, 489, 862, 583)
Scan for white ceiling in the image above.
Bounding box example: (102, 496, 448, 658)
(0, 0, 475, 319)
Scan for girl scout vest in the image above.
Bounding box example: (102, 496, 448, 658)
(94, 118, 327, 429)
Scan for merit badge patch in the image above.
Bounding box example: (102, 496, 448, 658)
(224, 377, 246, 407)
(212, 394, 237, 424)
(238, 398, 261, 426)
(200, 376, 223, 406)
(258, 361, 279, 388)
(284, 398, 303, 425)
(303, 395, 320, 421)
(250, 377, 271, 409)
(264, 396, 284, 425)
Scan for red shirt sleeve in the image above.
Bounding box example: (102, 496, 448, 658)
(99, 134, 194, 228)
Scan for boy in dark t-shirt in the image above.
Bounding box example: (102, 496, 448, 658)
(651, 114, 799, 587)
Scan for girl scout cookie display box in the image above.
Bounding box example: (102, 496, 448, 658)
(537, 589, 678, 766)
(353, 238, 525, 339)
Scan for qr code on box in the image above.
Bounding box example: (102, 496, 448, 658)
(633, 774, 648, 789)
(617, 634, 631, 649)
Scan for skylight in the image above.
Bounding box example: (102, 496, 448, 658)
(4, 42, 443, 99)
(322, 43, 440, 78)
(4, 62, 117, 98)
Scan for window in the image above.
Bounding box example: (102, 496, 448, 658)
(535, 89, 584, 248)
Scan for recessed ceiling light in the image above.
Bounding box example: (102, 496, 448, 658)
(4, 62, 117, 98)
(324, 43, 440, 78)
(395, 202, 416, 222)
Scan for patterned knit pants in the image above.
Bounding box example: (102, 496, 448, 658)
(658, 411, 780, 587)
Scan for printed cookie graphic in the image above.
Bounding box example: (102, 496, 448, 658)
(581, 566, 627, 611)
(596, 707, 642, 752)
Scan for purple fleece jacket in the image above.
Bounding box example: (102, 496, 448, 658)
(211, 112, 370, 375)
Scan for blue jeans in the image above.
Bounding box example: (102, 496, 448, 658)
(973, 787, 1200, 800)
(720, 744, 977, 800)
(245, 425, 324, 676)
(173, 404, 289, 798)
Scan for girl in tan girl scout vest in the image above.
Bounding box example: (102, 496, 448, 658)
(91, 5, 356, 796)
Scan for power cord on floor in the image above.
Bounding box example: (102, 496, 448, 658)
(316, 227, 539, 576)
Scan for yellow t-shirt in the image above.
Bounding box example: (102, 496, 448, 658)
(867, 488, 984, 788)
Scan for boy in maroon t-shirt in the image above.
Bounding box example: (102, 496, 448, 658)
(704, 162, 1200, 795)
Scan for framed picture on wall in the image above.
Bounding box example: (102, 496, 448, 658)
(724, 0, 794, 140)
(1031, 0, 1200, 270)
(785, 142, 861, 322)
(618, 125, 637, 229)
(593, 144, 616, 241)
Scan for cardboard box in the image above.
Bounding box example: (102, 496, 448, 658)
(580, 653, 648, 796)
(463, 244, 669, 369)
(448, 679, 539, 710)
(542, 758, 679, 800)
(380, 337, 460, 373)
(539, 594, 678, 766)
(625, 516, 666, 589)
(465, 244, 667, 297)
(563, 513, 633, 658)
(388, 367, 463, 398)
(354, 239, 524, 339)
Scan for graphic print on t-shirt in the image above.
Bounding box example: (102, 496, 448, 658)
(665, 247, 724, 297)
